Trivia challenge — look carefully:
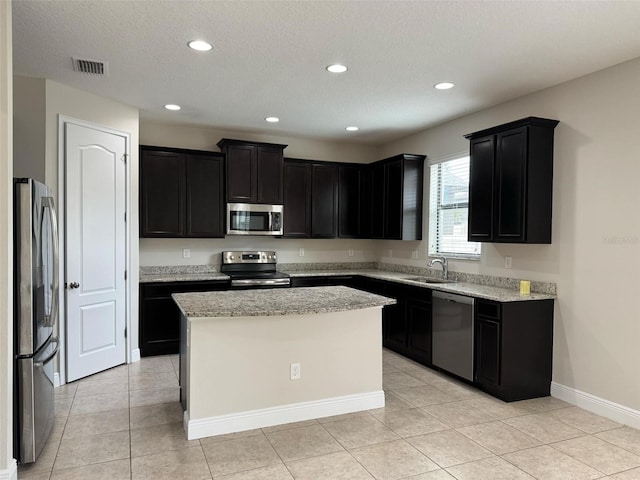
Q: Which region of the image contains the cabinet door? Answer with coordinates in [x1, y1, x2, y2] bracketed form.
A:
[406, 298, 432, 365]
[257, 147, 284, 204]
[140, 149, 185, 237]
[370, 163, 385, 238]
[475, 317, 501, 386]
[383, 298, 406, 352]
[384, 160, 403, 239]
[226, 144, 256, 202]
[468, 136, 495, 241]
[338, 165, 362, 237]
[140, 295, 180, 356]
[283, 161, 311, 237]
[311, 163, 338, 238]
[359, 167, 373, 238]
[185, 154, 224, 237]
[495, 127, 527, 241]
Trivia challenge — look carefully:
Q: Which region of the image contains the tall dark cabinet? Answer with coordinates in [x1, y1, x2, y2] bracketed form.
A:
[217, 138, 287, 204]
[370, 154, 425, 240]
[311, 163, 338, 238]
[140, 146, 225, 238]
[338, 164, 371, 238]
[465, 117, 559, 243]
[283, 160, 311, 237]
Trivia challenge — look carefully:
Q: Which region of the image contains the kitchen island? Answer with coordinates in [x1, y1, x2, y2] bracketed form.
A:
[173, 286, 395, 440]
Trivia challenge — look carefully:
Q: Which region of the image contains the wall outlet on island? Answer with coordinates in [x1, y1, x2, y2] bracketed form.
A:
[298, 248, 305, 257]
[182, 248, 191, 259]
[290, 363, 301, 380]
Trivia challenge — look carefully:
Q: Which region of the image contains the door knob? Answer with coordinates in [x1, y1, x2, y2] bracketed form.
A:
[69, 282, 80, 289]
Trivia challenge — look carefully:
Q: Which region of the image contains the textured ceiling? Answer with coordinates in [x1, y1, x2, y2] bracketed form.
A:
[11, 0, 640, 144]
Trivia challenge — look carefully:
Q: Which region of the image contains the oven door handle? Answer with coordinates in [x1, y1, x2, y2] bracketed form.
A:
[231, 278, 291, 286]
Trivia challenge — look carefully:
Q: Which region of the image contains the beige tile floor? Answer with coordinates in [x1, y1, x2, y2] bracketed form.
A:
[17, 349, 640, 480]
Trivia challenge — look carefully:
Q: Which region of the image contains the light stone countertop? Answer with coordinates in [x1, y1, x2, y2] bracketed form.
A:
[285, 269, 556, 302]
[139, 272, 229, 283]
[173, 286, 397, 318]
[142, 267, 555, 303]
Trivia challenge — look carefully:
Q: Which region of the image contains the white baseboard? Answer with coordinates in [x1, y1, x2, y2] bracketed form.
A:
[185, 390, 385, 440]
[130, 348, 140, 363]
[551, 382, 640, 429]
[53, 372, 60, 388]
[0, 459, 17, 480]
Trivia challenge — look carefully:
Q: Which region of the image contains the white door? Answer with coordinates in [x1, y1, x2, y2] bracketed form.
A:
[65, 122, 127, 382]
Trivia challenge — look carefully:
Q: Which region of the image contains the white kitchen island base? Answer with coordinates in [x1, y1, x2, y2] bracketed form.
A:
[175, 287, 392, 441]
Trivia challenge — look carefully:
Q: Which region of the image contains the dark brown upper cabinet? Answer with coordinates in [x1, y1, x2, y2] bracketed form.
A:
[217, 139, 287, 204]
[465, 117, 559, 243]
[370, 154, 425, 240]
[283, 160, 312, 237]
[338, 164, 371, 238]
[140, 145, 225, 238]
[283, 159, 338, 238]
[311, 163, 338, 238]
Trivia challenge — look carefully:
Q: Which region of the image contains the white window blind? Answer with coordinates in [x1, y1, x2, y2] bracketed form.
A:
[429, 156, 481, 258]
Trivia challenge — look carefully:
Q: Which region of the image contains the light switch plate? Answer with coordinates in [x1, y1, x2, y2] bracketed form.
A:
[504, 256, 512, 269]
[182, 248, 191, 259]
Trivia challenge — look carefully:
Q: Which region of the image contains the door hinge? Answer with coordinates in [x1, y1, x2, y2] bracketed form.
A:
[124, 326, 127, 339]
[124, 270, 127, 280]
[122, 153, 128, 164]
[124, 212, 126, 222]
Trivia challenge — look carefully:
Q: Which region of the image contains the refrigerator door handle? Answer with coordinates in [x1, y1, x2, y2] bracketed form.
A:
[33, 339, 59, 368]
[42, 197, 59, 328]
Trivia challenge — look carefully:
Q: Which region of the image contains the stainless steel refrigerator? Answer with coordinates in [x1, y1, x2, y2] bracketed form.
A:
[13, 178, 59, 464]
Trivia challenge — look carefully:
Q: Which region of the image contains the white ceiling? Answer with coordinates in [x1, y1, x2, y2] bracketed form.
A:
[12, 0, 640, 145]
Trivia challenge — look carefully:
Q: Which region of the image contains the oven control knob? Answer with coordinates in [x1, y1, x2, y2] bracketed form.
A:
[230, 255, 235, 260]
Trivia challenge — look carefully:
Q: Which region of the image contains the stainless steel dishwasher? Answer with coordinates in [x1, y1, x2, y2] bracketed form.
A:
[432, 291, 475, 381]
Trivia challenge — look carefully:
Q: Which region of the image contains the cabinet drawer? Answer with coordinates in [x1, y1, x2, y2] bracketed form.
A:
[476, 299, 501, 319]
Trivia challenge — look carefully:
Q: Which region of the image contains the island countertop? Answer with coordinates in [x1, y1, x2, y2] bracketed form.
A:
[173, 285, 396, 318]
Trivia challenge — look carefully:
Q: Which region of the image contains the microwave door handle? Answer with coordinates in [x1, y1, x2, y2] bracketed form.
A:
[268, 212, 273, 232]
[42, 197, 59, 328]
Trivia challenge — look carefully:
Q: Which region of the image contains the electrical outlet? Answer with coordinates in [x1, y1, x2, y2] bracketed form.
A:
[348, 248, 354, 257]
[388, 249, 393, 257]
[411, 250, 419, 259]
[290, 363, 301, 380]
[298, 248, 304, 257]
[182, 248, 191, 259]
[504, 256, 512, 269]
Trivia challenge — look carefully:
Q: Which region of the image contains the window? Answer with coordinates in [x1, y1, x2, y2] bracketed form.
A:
[429, 155, 481, 258]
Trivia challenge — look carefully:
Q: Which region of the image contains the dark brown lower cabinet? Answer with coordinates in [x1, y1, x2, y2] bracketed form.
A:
[139, 280, 230, 356]
[474, 298, 554, 401]
[289, 275, 554, 401]
[406, 298, 432, 365]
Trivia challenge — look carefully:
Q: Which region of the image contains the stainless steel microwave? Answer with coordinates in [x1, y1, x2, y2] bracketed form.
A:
[227, 203, 284, 236]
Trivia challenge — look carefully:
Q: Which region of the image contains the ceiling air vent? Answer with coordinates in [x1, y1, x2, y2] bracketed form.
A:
[71, 57, 109, 75]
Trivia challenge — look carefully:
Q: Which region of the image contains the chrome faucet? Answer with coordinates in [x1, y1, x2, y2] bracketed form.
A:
[427, 256, 448, 280]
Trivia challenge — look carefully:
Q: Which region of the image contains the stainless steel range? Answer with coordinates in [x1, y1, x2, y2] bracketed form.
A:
[220, 251, 290, 288]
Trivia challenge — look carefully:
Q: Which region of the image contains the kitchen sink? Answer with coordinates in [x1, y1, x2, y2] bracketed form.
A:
[402, 276, 451, 284]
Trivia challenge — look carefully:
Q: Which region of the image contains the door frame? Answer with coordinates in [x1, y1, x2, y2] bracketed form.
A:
[57, 115, 132, 386]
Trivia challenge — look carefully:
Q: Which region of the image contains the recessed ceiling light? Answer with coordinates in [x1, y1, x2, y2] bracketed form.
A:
[265, 117, 280, 123]
[434, 82, 455, 90]
[345, 126, 359, 132]
[164, 104, 181, 111]
[327, 64, 348, 73]
[188, 40, 212, 52]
